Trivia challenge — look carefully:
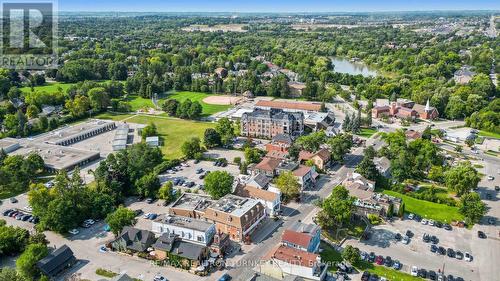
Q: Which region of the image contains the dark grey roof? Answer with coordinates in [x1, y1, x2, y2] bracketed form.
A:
[170, 240, 206, 260]
[287, 221, 320, 236]
[118, 226, 156, 252]
[109, 273, 135, 281]
[36, 245, 75, 276]
[153, 233, 177, 252]
[251, 173, 271, 188]
[272, 133, 293, 145]
[243, 108, 303, 122]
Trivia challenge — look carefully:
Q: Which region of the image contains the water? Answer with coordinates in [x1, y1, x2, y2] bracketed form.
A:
[330, 56, 378, 77]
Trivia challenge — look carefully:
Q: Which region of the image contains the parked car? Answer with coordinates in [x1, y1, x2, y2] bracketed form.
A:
[411, 266, 418, 277]
[218, 274, 232, 281]
[435, 221, 443, 228]
[487, 175, 494, 181]
[10, 197, 18, 203]
[375, 255, 384, 265]
[402, 236, 410, 244]
[443, 224, 452, 231]
[455, 251, 463, 260]
[405, 230, 414, 238]
[464, 252, 472, 262]
[488, 218, 496, 225]
[428, 219, 435, 226]
[414, 215, 422, 222]
[428, 270, 437, 280]
[417, 269, 427, 278]
[384, 256, 393, 267]
[447, 248, 455, 258]
[145, 198, 154, 204]
[408, 213, 414, 220]
[68, 229, 79, 235]
[199, 174, 205, 179]
[447, 275, 455, 281]
[196, 168, 204, 174]
[422, 233, 430, 243]
[187, 181, 195, 188]
[99, 246, 108, 253]
[421, 219, 428, 225]
[495, 186, 500, 191]
[154, 275, 168, 281]
[392, 260, 401, 270]
[2, 209, 12, 216]
[361, 271, 370, 281]
[193, 159, 200, 164]
[394, 233, 402, 241]
[430, 244, 438, 253]
[368, 252, 376, 262]
[438, 246, 446, 255]
[478, 231, 487, 239]
[430, 235, 438, 244]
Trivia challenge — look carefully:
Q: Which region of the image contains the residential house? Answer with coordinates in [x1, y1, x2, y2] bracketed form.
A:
[36, 245, 76, 278]
[241, 108, 304, 139]
[111, 227, 156, 252]
[152, 215, 216, 246]
[298, 148, 331, 170]
[292, 165, 316, 190]
[342, 172, 375, 193]
[254, 157, 281, 177]
[288, 82, 306, 97]
[266, 134, 293, 154]
[454, 66, 475, 84]
[215, 67, 228, 78]
[260, 245, 328, 281]
[235, 184, 281, 217]
[152, 234, 209, 268]
[281, 222, 321, 253]
[374, 157, 391, 178]
[354, 193, 402, 218]
[405, 129, 422, 140]
[203, 195, 266, 242]
[168, 193, 215, 220]
[247, 173, 272, 190]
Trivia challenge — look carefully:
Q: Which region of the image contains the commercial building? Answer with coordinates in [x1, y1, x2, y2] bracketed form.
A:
[36, 120, 116, 146]
[168, 193, 215, 220]
[255, 100, 323, 112]
[112, 124, 129, 151]
[281, 222, 321, 253]
[371, 99, 438, 120]
[152, 234, 209, 268]
[152, 215, 216, 246]
[111, 227, 156, 252]
[241, 108, 304, 139]
[235, 184, 281, 217]
[0, 138, 20, 153]
[204, 195, 266, 242]
[260, 245, 328, 281]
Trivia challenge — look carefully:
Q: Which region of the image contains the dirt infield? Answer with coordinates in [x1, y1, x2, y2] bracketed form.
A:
[203, 96, 242, 105]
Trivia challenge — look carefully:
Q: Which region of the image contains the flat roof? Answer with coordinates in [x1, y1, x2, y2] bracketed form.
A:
[256, 100, 322, 112]
[210, 195, 260, 218]
[34, 120, 115, 144]
[146, 136, 159, 142]
[153, 215, 214, 232]
[170, 193, 215, 212]
[11, 140, 99, 170]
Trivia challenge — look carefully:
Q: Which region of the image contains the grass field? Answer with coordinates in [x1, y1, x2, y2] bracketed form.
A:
[384, 190, 463, 223]
[93, 112, 134, 121]
[20, 81, 77, 94]
[320, 241, 343, 272]
[125, 115, 214, 159]
[125, 95, 163, 111]
[478, 130, 500, 139]
[356, 261, 424, 281]
[165, 91, 231, 116]
[357, 127, 378, 138]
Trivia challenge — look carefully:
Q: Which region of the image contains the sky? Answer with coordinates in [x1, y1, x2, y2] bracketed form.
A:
[59, 0, 500, 13]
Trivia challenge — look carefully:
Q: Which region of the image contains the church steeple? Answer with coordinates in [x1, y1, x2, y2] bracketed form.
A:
[425, 99, 430, 111]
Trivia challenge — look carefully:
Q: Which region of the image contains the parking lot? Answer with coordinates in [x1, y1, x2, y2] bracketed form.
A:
[345, 217, 479, 280]
[158, 159, 240, 193]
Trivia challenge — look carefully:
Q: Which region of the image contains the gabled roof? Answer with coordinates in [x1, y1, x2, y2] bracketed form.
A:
[117, 227, 156, 252]
[272, 133, 293, 145]
[248, 173, 271, 189]
[235, 184, 280, 202]
[170, 239, 206, 260]
[293, 165, 312, 177]
[313, 148, 330, 162]
[36, 245, 75, 276]
[282, 222, 320, 249]
[298, 150, 315, 161]
[255, 157, 281, 172]
[266, 245, 320, 268]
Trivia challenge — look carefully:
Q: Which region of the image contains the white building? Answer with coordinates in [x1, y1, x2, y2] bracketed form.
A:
[146, 136, 160, 147]
[151, 215, 216, 246]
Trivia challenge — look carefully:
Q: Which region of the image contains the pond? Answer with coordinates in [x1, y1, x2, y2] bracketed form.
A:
[330, 56, 378, 77]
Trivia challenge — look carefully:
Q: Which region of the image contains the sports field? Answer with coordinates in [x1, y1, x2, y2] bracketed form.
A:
[165, 91, 232, 116]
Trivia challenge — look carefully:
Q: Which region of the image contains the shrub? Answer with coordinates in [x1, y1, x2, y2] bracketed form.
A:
[367, 214, 381, 225]
[96, 268, 118, 278]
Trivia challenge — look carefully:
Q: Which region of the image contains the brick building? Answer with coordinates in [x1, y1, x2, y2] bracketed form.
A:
[240, 108, 304, 139]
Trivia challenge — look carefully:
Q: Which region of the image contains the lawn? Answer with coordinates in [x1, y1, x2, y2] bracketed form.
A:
[165, 91, 231, 116]
[320, 241, 343, 271]
[384, 190, 463, 223]
[478, 130, 500, 139]
[93, 112, 134, 121]
[125, 115, 214, 159]
[357, 127, 377, 138]
[20, 81, 77, 94]
[356, 261, 424, 281]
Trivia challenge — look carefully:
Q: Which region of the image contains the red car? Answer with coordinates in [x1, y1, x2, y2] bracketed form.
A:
[375, 255, 384, 265]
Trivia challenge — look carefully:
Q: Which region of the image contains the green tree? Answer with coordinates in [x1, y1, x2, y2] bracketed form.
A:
[327, 133, 353, 163]
[135, 172, 161, 198]
[204, 171, 234, 199]
[88, 87, 110, 111]
[203, 128, 221, 148]
[275, 171, 301, 201]
[296, 131, 327, 152]
[355, 146, 379, 181]
[158, 181, 175, 204]
[342, 245, 361, 264]
[16, 243, 48, 279]
[141, 122, 158, 140]
[162, 99, 180, 116]
[26, 105, 39, 119]
[0, 268, 27, 281]
[65, 95, 90, 118]
[320, 185, 354, 229]
[244, 147, 264, 164]
[428, 165, 444, 183]
[215, 117, 235, 146]
[459, 192, 486, 225]
[444, 162, 480, 196]
[105, 206, 137, 236]
[181, 137, 203, 159]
